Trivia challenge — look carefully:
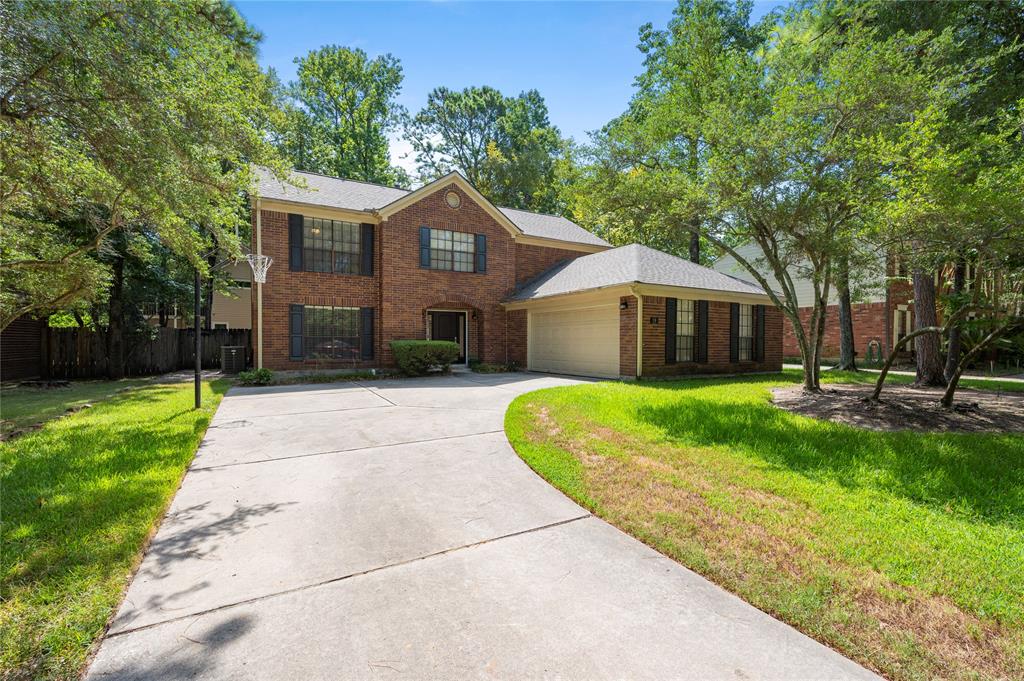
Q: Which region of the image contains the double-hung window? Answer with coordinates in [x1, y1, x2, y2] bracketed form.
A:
[303, 217, 362, 274]
[738, 303, 754, 361]
[429, 228, 475, 272]
[421, 227, 486, 273]
[303, 306, 361, 360]
[675, 299, 696, 362]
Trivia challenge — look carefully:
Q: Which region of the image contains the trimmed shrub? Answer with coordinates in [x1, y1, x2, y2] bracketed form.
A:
[390, 340, 460, 376]
[237, 368, 274, 385]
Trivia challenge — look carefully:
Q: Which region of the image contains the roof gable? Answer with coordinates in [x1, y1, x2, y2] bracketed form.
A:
[375, 172, 522, 238]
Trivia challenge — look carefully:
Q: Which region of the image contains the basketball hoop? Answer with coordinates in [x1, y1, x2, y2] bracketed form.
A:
[246, 253, 272, 284]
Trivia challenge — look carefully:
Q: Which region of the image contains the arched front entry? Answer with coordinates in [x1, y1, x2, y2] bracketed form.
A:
[424, 301, 482, 365]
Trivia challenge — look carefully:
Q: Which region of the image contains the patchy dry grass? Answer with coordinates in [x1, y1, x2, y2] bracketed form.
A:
[505, 371, 1024, 681]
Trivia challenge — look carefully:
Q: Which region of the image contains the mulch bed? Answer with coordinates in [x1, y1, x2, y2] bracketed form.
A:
[771, 383, 1024, 433]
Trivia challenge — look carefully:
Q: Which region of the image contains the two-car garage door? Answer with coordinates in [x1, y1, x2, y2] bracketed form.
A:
[528, 303, 620, 378]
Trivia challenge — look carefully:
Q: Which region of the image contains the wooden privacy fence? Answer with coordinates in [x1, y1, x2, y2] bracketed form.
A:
[43, 327, 251, 379]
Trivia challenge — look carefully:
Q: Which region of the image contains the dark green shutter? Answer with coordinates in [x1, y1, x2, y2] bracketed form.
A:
[729, 303, 739, 362]
[474, 234, 487, 273]
[664, 298, 677, 364]
[288, 214, 303, 271]
[419, 226, 431, 267]
[289, 304, 304, 360]
[696, 300, 709, 363]
[754, 304, 766, 361]
[360, 223, 374, 276]
[360, 307, 374, 360]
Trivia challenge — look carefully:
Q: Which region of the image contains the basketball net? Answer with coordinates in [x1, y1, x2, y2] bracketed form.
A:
[246, 253, 272, 284]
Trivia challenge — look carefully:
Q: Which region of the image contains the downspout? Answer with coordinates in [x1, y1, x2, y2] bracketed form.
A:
[631, 285, 643, 379]
[255, 198, 264, 370]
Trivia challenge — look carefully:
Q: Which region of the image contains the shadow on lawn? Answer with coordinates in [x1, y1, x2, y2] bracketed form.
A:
[1, 381, 231, 590]
[634, 382, 1024, 524]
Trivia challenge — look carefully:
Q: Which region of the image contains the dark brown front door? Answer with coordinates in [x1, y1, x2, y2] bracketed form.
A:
[430, 311, 466, 362]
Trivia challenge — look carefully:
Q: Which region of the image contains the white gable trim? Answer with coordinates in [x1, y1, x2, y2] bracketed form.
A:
[373, 172, 523, 237]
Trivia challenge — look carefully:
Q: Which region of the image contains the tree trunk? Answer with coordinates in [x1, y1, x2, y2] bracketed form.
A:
[835, 255, 857, 371]
[688, 230, 700, 264]
[912, 268, 946, 386]
[107, 254, 126, 380]
[943, 260, 966, 382]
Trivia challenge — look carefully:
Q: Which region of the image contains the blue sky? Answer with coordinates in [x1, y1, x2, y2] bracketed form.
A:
[236, 1, 777, 173]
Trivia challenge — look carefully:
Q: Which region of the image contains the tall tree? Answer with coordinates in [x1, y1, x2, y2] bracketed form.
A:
[571, 1, 944, 390]
[404, 86, 564, 212]
[559, 0, 762, 264]
[0, 0, 283, 330]
[284, 46, 407, 186]
[869, 0, 1024, 386]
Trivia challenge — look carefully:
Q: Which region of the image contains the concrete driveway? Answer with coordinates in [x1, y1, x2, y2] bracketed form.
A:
[87, 372, 877, 680]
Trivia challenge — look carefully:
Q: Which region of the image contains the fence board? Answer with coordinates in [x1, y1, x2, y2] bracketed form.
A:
[43, 327, 251, 379]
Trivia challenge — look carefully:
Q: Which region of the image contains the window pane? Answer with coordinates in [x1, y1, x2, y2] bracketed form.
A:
[301, 218, 363, 274]
[428, 228, 475, 271]
[675, 299, 695, 362]
[303, 305, 361, 360]
[738, 304, 753, 360]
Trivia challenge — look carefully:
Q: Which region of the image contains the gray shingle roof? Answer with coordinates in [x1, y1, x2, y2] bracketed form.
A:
[254, 166, 409, 212]
[498, 207, 610, 247]
[510, 244, 767, 301]
[253, 167, 609, 248]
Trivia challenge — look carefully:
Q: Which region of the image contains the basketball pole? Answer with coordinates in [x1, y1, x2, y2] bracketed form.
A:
[194, 265, 202, 409]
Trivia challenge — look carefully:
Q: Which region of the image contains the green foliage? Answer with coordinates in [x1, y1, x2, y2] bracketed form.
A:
[0, 0, 284, 330]
[404, 86, 565, 212]
[0, 380, 228, 679]
[469, 359, 519, 374]
[389, 340, 460, 376]
[276, 46, 408, 186]
[506, 372, 1024, 679]
[237, 368, 274, 385]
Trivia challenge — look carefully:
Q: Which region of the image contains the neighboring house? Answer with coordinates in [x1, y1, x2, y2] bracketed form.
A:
[714, 243, 910, 360]
[250, 167, 782, 379]
[142, 262, 253, 330]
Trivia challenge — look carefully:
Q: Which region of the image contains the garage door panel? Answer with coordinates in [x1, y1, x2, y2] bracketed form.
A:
[529, 304, 619, 378]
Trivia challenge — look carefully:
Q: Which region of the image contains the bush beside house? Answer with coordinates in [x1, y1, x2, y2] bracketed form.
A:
[390, 340, 460, 376]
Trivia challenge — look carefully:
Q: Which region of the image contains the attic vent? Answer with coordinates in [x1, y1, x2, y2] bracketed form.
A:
[445, 191, 461, 209]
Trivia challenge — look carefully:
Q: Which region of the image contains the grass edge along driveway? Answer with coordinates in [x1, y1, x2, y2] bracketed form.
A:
[505, 371, 1024, 681]
[1, 380, 228, 681]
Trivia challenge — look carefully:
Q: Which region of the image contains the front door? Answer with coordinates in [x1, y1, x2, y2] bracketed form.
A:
[429, 311, 466, 363]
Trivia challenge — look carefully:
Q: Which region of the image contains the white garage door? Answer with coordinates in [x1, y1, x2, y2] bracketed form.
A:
[528, 304, 620, 378]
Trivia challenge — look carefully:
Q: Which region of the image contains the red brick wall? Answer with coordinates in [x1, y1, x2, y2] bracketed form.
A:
[639, 296, 783, 377]
[619, 295, 637, 377]
[780, 278, 914, 359]
[256, 209, 380, 370]
[378, 183, 517, 365]
[514, 243, 584, 286]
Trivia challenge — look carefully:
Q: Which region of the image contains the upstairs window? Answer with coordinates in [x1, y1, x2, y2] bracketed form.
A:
[675, 299, 695, 362]
[303, 217, 362, 274]
[738, 303, 754, 361]
[420, 227, 486, 273]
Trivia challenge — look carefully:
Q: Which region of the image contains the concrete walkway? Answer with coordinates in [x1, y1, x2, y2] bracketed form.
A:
[87, 373, 877, 680]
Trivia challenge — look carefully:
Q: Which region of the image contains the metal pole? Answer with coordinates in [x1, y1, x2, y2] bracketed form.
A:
[194, 266, 202, 409]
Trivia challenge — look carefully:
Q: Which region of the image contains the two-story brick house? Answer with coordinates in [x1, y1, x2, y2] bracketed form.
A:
[251, 167, 782, 379]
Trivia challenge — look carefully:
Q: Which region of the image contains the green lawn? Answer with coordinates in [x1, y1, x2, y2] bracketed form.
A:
[506, 370, 1024, 681]
[0, 380, 228, 681]
[1, 379, 147, 438]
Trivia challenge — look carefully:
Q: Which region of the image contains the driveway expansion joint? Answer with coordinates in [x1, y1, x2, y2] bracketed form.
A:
[190, 429, 506, 472]
[105, 513, 593, 639]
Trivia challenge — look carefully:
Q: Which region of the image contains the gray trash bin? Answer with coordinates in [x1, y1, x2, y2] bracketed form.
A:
[220, 345, 246, 374]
